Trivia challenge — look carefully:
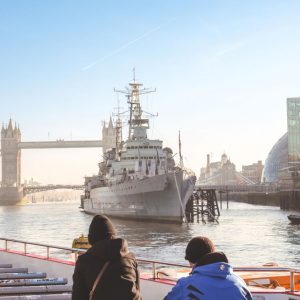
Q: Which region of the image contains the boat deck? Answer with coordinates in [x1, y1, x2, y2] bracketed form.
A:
[1, 238, 300, 300]
[0, 262, 71, 299]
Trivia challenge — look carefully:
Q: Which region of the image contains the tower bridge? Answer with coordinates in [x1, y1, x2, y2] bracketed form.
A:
[0, 119, 104, 205]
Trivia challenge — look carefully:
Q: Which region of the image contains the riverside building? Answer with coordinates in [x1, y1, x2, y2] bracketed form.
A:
[262, 97, 300, 187]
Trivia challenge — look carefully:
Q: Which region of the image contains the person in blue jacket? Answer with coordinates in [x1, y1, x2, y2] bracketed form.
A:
[164, 236, 253, 300]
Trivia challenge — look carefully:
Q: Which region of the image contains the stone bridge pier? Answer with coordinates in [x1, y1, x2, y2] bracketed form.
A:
[0, 119, 23, 205]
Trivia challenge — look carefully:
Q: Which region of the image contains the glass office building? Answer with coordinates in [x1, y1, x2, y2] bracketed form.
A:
[262, 98, 300, 183]
[262, 133, 288, 182]
[287, 97, 300, 163]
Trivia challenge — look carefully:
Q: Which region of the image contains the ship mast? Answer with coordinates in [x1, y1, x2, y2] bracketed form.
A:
[115, 100, 122, 160]
[179, 130, 183, 168]
[114, 69, 156, 140]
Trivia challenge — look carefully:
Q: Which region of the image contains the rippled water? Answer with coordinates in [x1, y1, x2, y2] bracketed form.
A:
[0, 201, 299, 268]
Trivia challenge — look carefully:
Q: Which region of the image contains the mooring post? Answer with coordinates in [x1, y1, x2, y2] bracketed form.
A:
[197, 196, 200, 223]
[226, 188, 229, 209]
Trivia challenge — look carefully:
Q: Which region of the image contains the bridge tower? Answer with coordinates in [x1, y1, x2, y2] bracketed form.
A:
[102, 117, 116, 154]
[0, 119, 23, 204]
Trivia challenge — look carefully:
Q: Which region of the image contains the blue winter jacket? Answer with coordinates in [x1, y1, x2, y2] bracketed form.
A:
[165, 262, 253, 300]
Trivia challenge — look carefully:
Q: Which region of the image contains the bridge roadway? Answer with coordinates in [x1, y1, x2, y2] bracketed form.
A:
[18, 140, 102, 149]
[24, 184, 84, 195]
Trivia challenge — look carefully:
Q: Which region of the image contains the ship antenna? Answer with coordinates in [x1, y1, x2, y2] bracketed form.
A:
[113, 98, 123, 161]
[133, 67, 136, 82]
[128, 93, 133, 139]
[179, 130, 183, 168]
[116, 99, 122, 159]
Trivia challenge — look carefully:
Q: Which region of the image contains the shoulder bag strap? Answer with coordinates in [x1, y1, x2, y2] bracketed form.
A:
[89, 261, 110, 300]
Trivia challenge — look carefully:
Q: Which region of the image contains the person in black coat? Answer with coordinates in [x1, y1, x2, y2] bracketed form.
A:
[72, 215, 142, 300]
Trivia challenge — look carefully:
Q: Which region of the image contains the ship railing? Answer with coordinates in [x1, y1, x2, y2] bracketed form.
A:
[134, 259, 300, 292]
[1, 238, 300, 292]
[137, 258, 189, 280]
[0, 237, 85, 262]
[233, 266, 300, 292]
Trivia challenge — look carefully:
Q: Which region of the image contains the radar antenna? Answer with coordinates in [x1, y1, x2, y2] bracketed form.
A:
[114, 71, 156, 139]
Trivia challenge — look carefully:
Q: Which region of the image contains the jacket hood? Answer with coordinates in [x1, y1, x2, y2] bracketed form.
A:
[85, 238, 130, 261]
[193, 262, 233, 279]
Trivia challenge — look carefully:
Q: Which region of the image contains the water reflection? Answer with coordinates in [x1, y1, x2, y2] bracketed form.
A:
[111, 218, 193, 245]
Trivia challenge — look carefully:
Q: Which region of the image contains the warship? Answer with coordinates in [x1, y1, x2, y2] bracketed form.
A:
[81, 76, 196, 223]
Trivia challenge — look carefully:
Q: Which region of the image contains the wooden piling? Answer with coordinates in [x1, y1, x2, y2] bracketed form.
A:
[185, 188, 221, 223]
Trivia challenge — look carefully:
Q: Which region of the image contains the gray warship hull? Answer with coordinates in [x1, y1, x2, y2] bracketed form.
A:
[83, 171, 196, 223]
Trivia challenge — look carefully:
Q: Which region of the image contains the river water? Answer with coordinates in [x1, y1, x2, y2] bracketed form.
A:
[0, 200, 299, 268]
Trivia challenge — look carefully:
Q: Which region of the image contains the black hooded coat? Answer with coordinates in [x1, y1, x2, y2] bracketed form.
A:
[72, 238, 141, 300]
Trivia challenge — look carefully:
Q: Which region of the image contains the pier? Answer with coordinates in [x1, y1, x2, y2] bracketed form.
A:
[185, 188, 220, 223]
[197, 184, 281, 207]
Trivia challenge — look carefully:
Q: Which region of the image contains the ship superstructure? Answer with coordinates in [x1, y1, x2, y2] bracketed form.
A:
[82, 76, 196, 223]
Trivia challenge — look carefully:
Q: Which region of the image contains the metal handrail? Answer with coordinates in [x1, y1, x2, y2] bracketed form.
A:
[233, 266, 300, 292]
[137, 258, 188, 268]
[0, 237, 85, 259]
[234, 267, 300, 272]
[138, 262, 300, 293]
[0, 237, 299, 291]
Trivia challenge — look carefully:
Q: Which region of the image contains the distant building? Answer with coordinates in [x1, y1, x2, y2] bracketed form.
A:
[261, 133, 287, 183]
[242, 161, 264, 184]
[23, 178, 40, 187]
[199, 154, 265, 185]
[262, 97, 300, 185]
[199, 153, 238, 185]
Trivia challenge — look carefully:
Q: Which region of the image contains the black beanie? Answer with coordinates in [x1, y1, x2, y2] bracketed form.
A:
[88, 215, 117, 245]
[196, 251, 228, 266]
[185, 236, 215, 264]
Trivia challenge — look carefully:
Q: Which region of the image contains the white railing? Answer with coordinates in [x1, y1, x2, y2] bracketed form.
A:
[234, 267, 300, 292]
[0, 237, 85, 262]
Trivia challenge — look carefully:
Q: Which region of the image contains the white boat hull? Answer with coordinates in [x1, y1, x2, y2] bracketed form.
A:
[1, 242, 300, 300]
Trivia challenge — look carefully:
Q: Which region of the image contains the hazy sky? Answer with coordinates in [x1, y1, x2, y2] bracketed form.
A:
[1, 0, 299, 184]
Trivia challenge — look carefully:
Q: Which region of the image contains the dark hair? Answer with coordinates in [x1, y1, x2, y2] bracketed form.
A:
[185, 236, 215, 264]
[88, 215, 117, 245]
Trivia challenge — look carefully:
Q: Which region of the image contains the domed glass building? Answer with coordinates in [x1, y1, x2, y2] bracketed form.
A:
[262, 133, 288, 182]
